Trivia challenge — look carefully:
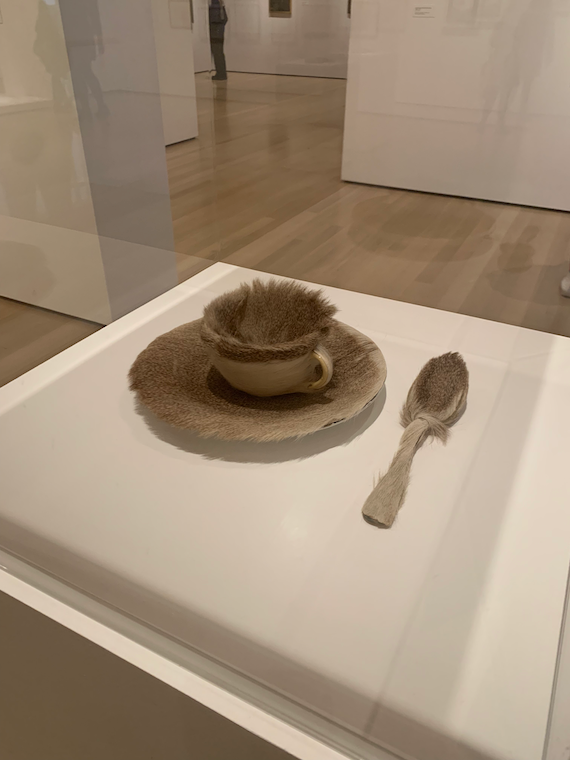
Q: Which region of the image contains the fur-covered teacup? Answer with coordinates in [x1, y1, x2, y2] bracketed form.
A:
[200, 279, 335, 397]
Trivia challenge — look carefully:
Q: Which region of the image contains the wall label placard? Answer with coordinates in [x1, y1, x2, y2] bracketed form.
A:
[413, 4, 436, 17]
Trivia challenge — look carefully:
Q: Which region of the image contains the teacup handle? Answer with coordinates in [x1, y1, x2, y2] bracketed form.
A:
[308, 345, 334, 390]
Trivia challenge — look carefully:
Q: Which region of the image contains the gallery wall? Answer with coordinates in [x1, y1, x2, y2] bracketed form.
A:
[342, 0, 570, 211]
[193, 0, 351, 79]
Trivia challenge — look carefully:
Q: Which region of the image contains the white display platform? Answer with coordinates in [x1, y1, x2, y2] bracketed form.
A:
[1, 263, 570, 760]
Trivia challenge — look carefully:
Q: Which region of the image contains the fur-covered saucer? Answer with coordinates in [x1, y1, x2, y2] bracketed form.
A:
[129, 281, 387, 443]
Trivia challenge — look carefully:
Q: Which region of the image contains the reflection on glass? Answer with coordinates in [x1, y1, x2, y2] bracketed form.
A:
[64, 1, 109, 120]
[34, 0, 71, 110]
[481, 0, 554, 126]
[0, 0, 108, 323]
[209, 0, 228, 80]
[0, 0, 91, 229]
[447, 0, 479, 25]
[478, 0, 503, 20]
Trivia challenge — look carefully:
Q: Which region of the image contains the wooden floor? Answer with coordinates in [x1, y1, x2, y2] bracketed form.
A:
[0, 296, 100, 387]
[2, 72, 570, 386]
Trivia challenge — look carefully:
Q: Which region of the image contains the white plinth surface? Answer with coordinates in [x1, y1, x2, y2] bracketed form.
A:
[1, 263, 570, 760]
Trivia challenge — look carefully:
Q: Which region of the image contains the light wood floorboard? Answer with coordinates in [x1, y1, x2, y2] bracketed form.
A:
[0, 297, 100, 388]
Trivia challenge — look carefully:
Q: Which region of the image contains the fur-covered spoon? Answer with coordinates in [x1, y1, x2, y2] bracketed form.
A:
[362, 352, 469, 529]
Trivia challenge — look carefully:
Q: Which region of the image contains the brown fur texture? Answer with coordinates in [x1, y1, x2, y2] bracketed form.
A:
[201, 279, 337, 363]
[363, 352, 469, 529]
[129, 319, 386, 442]
[404, 351, 469, 425]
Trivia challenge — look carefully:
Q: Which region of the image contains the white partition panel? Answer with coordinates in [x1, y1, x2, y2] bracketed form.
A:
[342, 0, 570, 211]
[192, 0, 213, 72]
[152, 0, 199, 145]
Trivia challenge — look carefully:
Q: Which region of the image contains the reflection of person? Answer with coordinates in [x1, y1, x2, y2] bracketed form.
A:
[34, 0, 70, 108]
[481, 0, 554, 126]
[62, 0, 109, 118]
[209, 0, 228, 81]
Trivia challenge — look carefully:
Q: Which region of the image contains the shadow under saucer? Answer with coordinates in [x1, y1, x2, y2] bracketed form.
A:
[135, 386, 386, 465]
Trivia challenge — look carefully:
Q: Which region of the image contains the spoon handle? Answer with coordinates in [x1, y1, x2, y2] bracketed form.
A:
[362, 419, 429, 529]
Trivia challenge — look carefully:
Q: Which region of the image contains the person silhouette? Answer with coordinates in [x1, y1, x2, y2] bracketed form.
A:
[34, 0, 70, 109]
[58, 0, 109, 119]
[209, 0, 228, 81]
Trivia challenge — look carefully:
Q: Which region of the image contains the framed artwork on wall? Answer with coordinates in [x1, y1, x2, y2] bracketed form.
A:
[269, 0, 292, 17]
